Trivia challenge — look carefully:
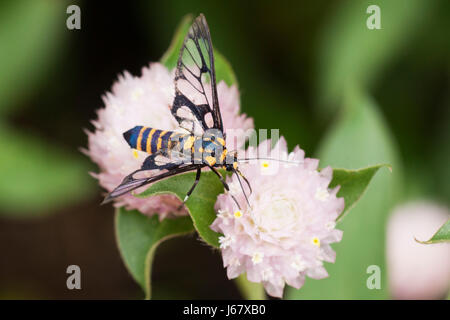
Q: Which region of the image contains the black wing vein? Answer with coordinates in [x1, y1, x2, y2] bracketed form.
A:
[171, 14, 223, 135]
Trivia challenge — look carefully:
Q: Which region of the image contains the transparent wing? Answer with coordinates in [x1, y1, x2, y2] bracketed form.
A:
[141, 152, 186, 171]
[102, 163, 201, 203]
[171, 14, 223, 135]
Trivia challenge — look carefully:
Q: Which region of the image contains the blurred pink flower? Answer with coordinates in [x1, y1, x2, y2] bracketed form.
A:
[387, 202, 450, 299]
[85, 62, 253, 219]
[211, 138, 344, 297]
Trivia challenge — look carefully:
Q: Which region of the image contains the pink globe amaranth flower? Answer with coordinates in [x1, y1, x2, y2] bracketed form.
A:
[387, 202, 450, 300]
[211, 137, 344, 298]
[85, 62, 253, 219]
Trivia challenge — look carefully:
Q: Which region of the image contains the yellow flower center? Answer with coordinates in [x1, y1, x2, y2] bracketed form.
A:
[234, 210, 242, 218]
[312, 237, 321, 247]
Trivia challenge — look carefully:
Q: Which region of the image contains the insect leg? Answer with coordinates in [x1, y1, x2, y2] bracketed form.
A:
[177, 167, 202, 210]
[208, 166, 242, 210]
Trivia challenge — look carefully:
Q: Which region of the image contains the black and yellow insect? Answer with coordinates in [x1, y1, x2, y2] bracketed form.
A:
[103, 14, 250, 208]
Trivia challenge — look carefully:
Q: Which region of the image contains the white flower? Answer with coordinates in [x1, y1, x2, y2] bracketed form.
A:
[211, 137, 344, 298]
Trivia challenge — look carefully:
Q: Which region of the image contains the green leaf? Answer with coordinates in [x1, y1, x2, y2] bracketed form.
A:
[115, 207, 194, 299]
[416, 219, 450, 244]
[160, 14, 238, 86]
[0, 123, 94, 217]
[0, 0, 65, 114]
[331, 164, 391, 223]
[137, 170, 228, 248]
[286, 87, 402, 299]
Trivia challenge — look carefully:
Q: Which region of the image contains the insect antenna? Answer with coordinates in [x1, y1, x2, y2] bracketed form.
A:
[230, 193, 242, 211]
[234, 169, 251, 207]
[235, 168, 252, 195]
[237, 157, 302, 165]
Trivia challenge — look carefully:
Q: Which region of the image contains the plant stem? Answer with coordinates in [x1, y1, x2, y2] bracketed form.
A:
[234, 274, 266, 300]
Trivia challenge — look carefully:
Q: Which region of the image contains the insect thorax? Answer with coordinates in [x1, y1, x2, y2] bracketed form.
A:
[170, 131, 227, 167]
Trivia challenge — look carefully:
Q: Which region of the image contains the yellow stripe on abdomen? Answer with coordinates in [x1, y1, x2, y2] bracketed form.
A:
[146, 128, 157, 154]
[136, 126, 147, 151]
[157, 130, 167, 151]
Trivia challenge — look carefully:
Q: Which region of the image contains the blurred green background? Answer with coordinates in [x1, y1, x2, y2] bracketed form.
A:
[0, 0, 448, 299]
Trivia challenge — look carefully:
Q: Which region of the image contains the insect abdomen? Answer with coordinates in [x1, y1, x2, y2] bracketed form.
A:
[123, 126, 173, 154]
